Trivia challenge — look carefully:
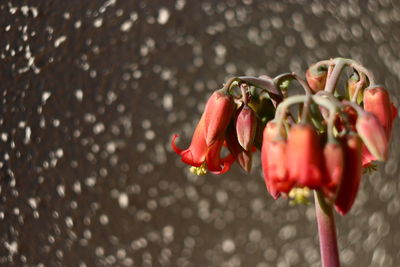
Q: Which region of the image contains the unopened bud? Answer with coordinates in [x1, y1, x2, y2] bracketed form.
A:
[236, 105, 257, 151]
[346, 72, 364, 103]
[306, 64, 328, 93]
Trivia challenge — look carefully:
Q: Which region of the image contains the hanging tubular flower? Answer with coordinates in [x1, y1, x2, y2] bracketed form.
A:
[356, 112, 388, 161]
[204, 89, 236, 146]
[306, 64, 328, 93]
[363, 86, 397, 140]
[286, 124, 324, 189]
[322, 142, 344, 201]
[334, 133, 362, 216]
[171, 115, 234, 175]
[261, 121, 291, 198]
[236, 104, 257, 151]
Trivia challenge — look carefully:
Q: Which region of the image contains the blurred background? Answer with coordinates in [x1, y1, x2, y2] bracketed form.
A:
[0, 0, 399, 266]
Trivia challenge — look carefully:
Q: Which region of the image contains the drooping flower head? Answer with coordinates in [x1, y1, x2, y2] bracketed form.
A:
[171, 89, 237, 174]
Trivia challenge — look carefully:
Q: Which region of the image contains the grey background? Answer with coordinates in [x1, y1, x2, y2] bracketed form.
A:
[1, 0, 399, 266]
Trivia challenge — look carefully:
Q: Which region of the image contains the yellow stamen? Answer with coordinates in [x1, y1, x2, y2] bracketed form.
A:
[190, 164, 207, 175]
[288, 187, 311, 206]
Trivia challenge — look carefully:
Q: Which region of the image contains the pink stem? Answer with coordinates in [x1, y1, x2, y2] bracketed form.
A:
[314, 191, 340, 267]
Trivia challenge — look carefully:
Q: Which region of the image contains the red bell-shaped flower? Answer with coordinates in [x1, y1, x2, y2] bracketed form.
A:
[363, 86, 397, 140]
[261, 121, 290, 198]
[334, 133, 362, 215]
[204, 89, 236, 146]
[171, 114, 234, 174]
[356, 112, 388, 161]
[286, 124, 324, 189]
[322, 142, 344, 201]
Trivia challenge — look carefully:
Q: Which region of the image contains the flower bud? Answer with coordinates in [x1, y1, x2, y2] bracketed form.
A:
[204, 90, 236, 146]
[356, 112, 388, 161]
[322, 142, 344, 201]
[334, 134, 362, 215]
[286, 124, 324, 189]
[346, 72, 364, 103]
[236, 105, 257, 151]
[363, 86, 397, 140]
[306, 64, 328, 93]
[226, 124, 252, 172]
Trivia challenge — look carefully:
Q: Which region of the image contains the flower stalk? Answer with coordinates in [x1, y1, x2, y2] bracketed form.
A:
[315, 191, 340, 267]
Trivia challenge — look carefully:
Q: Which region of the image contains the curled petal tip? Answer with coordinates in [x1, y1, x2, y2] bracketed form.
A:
[171, 134, 183, 154]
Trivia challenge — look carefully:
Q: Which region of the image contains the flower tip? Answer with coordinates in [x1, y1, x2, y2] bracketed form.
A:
[171, 134, 183, 154]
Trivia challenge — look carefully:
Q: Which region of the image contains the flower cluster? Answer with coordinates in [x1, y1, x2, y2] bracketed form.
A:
[172, 58, 396, 215]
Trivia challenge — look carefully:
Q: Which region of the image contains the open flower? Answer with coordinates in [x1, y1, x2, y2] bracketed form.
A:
[171, 114, 234, 174]
[171, 89, 236, 174]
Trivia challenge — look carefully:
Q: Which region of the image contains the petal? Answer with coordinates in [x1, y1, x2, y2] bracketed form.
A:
[172, 116, 208, 167]
[171, 134, 184, 154]
[205, 139, 226, 173]
[356, 113, 388, 161]
[204, 90, 235, 146]
[286, 124, 323, 189]
[209, 155, 235, 175]
[334, 134, 362, 216]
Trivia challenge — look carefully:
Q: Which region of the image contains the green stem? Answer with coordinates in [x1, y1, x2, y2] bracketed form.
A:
[274, 95, 307, 139]
[312, 95, 338, 143]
